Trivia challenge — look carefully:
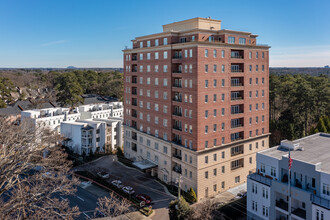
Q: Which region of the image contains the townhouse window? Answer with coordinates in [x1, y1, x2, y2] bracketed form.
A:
[205, 95, 208, 103]
[163, 51, 168, 59]
[205, 80, 208, 88]
[205, 110, 208, 118]
[147, 40, 151, 47]
[140, 41, 143, 48]
[249, 52, 252, 59]
[221, 64, 225, 72]
[140, 53, 143, 60]
[213, 109, 217, 116]
[213, 94, 217, 102]
[189, 49, 192, 57]
[163, 38, 168, 45]
[155, 39, 159, 46]
[213, 49, 217, 58]
[221, 50, 225, 58]
[213, 124, 217, 132]
[205, 49, 208, 57]
[213, 79, 217, 87]
[213, 64, 217, 72]
[205, 125, 208, 134]
[205, 171, 208, 179]
[205, 156, 208, 163]
[205, 141, 208, 148]
[205, 64, 208, 73]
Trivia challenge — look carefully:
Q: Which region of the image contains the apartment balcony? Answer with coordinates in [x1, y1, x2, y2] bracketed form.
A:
[231, 91, 244, 101]
[276, 200, 288, 212]
[132, 133, 137, 141]
[173, 166, 182, 174]
[231, 64, 244, 73]
[172, 97, 182, 103]
[231, 50, 244, 59]
[132, 99, 137, 106]
[231, 164, 244, 170]
[132, 65, 137, 72]
[173, 125, 182, 131]
[173, 83, 182, 88]
[173, 153, 182, 160]
[292, 208, 306, 219]
[173, 70, 182, 74]
[173, 55, 182, 59]
[248, 173, 272, 186]
[173, 111, 182, 117]
[231, 131, 244, 142]
[172, 138, 182, 146]
[132, 54, 137, 61]
[132, 77, 137, 84]
[311, 194, 330, 210]
[231, 150, 244, 157]
[231, 77, 244, 87]
[132, 88, 137, 95]
[132, 113, 137, 118]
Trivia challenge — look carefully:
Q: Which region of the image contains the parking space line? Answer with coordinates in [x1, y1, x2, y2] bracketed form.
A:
[83, 212, 91, 219]
[76, 196, 85, 201]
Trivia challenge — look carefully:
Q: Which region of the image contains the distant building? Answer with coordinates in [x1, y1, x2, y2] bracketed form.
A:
[21, 107, 80, 132]
[247, 133, 330, 220]
[324, 65, 329, 68]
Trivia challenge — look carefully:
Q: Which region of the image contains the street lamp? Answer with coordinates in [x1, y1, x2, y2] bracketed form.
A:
[176, 174, 183, 199]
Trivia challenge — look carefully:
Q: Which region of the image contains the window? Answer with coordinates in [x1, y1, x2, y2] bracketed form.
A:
[214, 153, 217, 161]
[222, 166, 225, 173]
[213, 94, 217, 102]
[249, 157, 252, 164]
[256, 52, 259, 59]
[221, 181, 225, 188]
[205, 95, 208, 103]
[205, 110, 208, 118]
[147, 40, 151, 47]
[221, 108, 225, 116]
[260, 163, 265, 172]
[163, 51, 168, 59]
[262, 52, 265, 59]
[222, 137, 225, 144]
[221, 79, 225, 87]
[155, 52, 159, 59]
[271, 167, 276, 177]
[189, 49, 193, 57]
[249, 65, 252, 72]
[228, 36, 235, 44]
[222, 151, 225, 158]
[155, 39, 159, 46]
[213, 64, 217, 72]
[249, 52, 252, 59]
[323, 183, 330, 195]
[235, 176, 240, 183]
[163, 78, 168, 86]
[239, 38, 246, 45]
[205, 80, 208, 88]
[205, 156, 208, 163]
[221, 94, 225, 101]
[205, 171, 208, 179]
[213, 184, 217, 192]
[256, 65, 259, 72]
[221, 122, 225, 131]
[139, 53, 143, 60]
[163, 65, 168, 72]
[205, 49, 208, 57]
[213, 49, 217, 58]
[205, 64, 208, 72]
[213, 109, 217, 117]
[163, 38, 168, 45]
[205, 141, 208, 148]
[221, 50, 225, 58]
[221, 64, 225, 72]
[262, 65, 265, 72]
[191, 36, 195, 41]
[213, 79, 217, 87]
[205, 126, 208, 134]
[140, 41, 143, 48]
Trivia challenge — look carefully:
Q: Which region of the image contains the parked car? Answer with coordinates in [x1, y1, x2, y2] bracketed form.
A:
[80, 181, 92, 189]
[136, 194, 152, 204]
[111, 180, 123, 189]
[122, 186, 135, 195]
[97, 172, 110, 179]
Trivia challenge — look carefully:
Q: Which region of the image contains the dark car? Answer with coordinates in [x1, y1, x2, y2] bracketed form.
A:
[136, 194, 152, 204]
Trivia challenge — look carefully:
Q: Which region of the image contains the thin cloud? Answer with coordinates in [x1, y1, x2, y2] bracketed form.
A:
[40, 40, 68, 46]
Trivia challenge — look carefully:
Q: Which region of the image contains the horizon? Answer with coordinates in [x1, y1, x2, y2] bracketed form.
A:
[1, 0, 329, 68]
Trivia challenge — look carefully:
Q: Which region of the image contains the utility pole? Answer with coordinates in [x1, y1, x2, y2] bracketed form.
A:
[177, 174, 182, 199]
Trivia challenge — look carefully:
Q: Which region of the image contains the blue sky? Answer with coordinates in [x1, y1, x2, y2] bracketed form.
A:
[0, 0, 329, 68]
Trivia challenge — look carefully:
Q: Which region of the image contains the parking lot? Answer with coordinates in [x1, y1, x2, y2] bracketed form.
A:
[75, 155, 175, 211]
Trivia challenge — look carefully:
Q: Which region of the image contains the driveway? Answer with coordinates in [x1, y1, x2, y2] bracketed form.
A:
[75, 155, 174, 219]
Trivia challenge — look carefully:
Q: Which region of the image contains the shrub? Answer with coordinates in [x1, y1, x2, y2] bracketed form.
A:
[168, 197, 193, 220]
[186, 187, 197, 203]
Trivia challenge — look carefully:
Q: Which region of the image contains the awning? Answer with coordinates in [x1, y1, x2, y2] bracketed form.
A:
[132, 159, 158, 170]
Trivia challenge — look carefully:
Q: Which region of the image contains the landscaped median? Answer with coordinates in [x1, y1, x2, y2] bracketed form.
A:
[73, 170, 154, 217]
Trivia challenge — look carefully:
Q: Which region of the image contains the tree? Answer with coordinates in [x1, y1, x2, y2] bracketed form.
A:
[0, 118, 80, 219]
[192, 199, 219, 220]
[0, 77, 14, 108]
[94, 191, 130, 219]
[55, 72, 84, 107]
[169, 196, 193, 220]
[186, 187, 197, 203]
[316, 117, 328, 133]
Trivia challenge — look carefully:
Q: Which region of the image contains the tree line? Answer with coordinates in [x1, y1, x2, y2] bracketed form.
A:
[269, 74, 330, 146]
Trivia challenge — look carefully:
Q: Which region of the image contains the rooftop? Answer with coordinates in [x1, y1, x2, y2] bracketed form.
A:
[259, 133, 330, 173]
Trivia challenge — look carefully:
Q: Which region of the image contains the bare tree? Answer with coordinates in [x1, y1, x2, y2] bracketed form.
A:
[192, 199, 226, 220]
[0, 118, 80, 219]
[94, 191, 131, 219]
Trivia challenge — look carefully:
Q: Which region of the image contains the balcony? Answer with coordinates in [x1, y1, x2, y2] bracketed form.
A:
[173, 83, 182, 88]
[292, 208, 306, 219]
[132, 132, 137, 141]
[173, 97, 182, 103]
[231, 64, 244, 73]
[248, 173, 272, 186]
[311, 194, 330, 210]
[231, 132, 244, 142]
[132, 99, 137, 106]
[132, 65, 137, 72]
[231, 77, 244, 87]
[132, 88, 137, 95]
[231, 91, 244, 101]
[132, 77, 137, 84]
[173, 153, 182, 160]
[173, 125, 182, 131]
[173, 111, 182, 117]
[231, 118, 244, 129]
[173, 138, 182, 146]
[276, 199, 288, 212]
[132, 54, 137, 61]
[231, 50, 244, 59]
[173, 70, 182, 74]
[173, 166, 182, 174]
[132, 113, 137, 118]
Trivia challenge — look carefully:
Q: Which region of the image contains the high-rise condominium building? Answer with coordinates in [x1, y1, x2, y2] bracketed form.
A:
[123, 17, 270, 200]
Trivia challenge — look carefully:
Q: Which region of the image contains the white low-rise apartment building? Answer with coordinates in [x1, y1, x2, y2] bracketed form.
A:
[61, 120, 106, 155]
[79, 102, 123, 120]
[21, 107, 80, 132]
[247, 133, 330, 220]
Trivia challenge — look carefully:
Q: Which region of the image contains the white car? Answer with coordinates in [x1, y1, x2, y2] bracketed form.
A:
[122, 186, 135, 195]
[111, 180, 123, 189]
[80, 181, 92, 189]
[97, 172, 110, 179]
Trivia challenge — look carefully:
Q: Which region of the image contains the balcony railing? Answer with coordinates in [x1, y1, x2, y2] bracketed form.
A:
[132, 113, 137, 118]
[173, 111, 182, 117]
[231, 164, 244, 170]
[231, 69, 243, 73]
[248, 173, 272, 186]
[311, 194, 330, 210]
[173, 154, 182, 160]
[132, 56, 137, 61]
[231, 124, 243, 129]
[231, 83, 243, 87]
[276, 200, 288, 212]
[231, 96, 243, 101]
[173, 166, 182, 174]
[173, 98, 182, 102]
[173, 84, 182, 88]
[173, 125, 182, 131]
[173, 70, 182, 73]
[132, 90, 137, 95]
[231, 150, 244, 156]
[173, 55, 182, 59]
[231, 110, 244, 115]
[231, 55, 243, 59]
[173, 139, 182, 145]
[132, 101, 137, 106]
[132, 79, 137, 84]
[292, 208, 306, 219]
